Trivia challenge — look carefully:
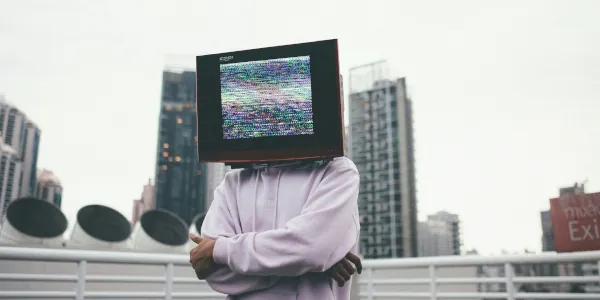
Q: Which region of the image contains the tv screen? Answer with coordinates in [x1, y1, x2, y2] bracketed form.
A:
[220, 55, 314, 140]
[196, 39, 343, 164]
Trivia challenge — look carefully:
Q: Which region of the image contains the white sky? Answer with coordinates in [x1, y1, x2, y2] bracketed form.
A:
[1, 0, 599, 255]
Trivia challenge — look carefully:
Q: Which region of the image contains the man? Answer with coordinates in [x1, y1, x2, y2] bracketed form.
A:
[189, 39, 361, 299]
[189, 159, 361, 299]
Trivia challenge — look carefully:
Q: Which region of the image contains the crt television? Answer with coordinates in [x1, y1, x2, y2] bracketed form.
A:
[195, 39, 344, 165]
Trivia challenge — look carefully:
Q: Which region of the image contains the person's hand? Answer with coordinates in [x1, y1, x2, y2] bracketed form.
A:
[325, 252, 363, 287]
[189, 234, 218, 279]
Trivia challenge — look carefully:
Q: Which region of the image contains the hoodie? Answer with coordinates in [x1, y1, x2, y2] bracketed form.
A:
[200, 157, 360, 300]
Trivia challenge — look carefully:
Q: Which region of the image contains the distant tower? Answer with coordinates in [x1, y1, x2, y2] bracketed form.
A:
[154, 70, 208, 225]
[131, 178, 155, 225]
[35, 169, 62, 208]
[0, 140, 23, 220]
[348, 61, 418, 258]
[418, 211, 462, 257]
[0, 96, 42, 211]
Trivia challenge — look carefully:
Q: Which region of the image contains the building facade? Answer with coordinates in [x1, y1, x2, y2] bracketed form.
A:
[418, 211, 462, 257]
[0, 141, 23, 220]
[131, 179, 155, 225]
[0, 97, 41, 219]
[349, 77, 418, 258]
[34, 169, 62, 208]
[154, 71, 208, 225]
[19, 122, 41, 197]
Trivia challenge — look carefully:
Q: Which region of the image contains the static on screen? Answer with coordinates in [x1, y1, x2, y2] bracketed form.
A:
[220, 55, 314, 140]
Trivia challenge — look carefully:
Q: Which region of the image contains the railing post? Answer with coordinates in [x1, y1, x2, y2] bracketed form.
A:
[596, 260, 600, 292]
[165, 263, 174, 300]
[429, 264, 437, 300]
[505, 263, 515, 300]
[366, 267, 374, 300]
[76, 260, 87, 300]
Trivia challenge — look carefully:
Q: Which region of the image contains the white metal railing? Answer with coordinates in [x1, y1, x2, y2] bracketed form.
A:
[0, 245, 222, 299]
[1, 245, 600, 299]
[358, 251, 600, 300]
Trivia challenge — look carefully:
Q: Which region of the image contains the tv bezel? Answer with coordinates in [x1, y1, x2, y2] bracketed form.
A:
[195, 39, 344, 164]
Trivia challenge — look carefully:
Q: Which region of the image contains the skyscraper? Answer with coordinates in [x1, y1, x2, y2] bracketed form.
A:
[34, 169, 62, 208]
[0, 96, 41, 219]
[0, 140, 23, 220]
[418, 211, 462, 257]
[349, 74, 418, 258]
[19, 121, 41, 197]
[154, 70, 208, 225]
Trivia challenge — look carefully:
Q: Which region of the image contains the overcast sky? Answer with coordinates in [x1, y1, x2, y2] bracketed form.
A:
[1, 0, 599, 255]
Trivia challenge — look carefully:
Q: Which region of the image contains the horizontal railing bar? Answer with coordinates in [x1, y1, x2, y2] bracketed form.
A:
[0, 273, 77, 281]
[359, 277, 507, 285]
[174, 277, 205, 283]
[0, 246, 189, 265]
[437, 292, 509, 299]
[363, 252, 600, 268]
[358, 291, 431, 298]
[363, 278, 430, 284]
[358, 292, 599, 299]
[359, 292, 510, 299]
[84, 291, 164, 298]
[358, 275, 600, 285]
[437, 277, 506, 284]
[86, 275, 165, 283]
[514, 292, 599, 299]
[0, 291, 75, 298]
[172, 292, 228, 298]
[82, 291, 225, 298]
[514, 275, 600, 283]
[0, 273, 208, 284]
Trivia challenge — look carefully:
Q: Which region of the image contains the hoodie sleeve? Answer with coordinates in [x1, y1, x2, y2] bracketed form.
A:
[212, 160, 360, 277]
[201, 173, 280, 295]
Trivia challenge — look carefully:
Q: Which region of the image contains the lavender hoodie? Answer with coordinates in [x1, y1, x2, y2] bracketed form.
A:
[200, 157, 360, 300]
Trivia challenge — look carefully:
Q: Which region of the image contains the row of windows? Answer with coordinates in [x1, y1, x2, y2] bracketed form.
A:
[164, 102, 195, 112]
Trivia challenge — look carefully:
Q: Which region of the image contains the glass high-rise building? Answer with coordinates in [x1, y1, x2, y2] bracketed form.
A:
[0, 96, 41, 219]
[154, 71, 208, 225]
[349, 77, 418, 259]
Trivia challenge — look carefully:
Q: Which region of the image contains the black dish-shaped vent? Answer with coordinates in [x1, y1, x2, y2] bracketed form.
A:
[77, 205, 131, 242]
[140, 210, 188, 246]
[7, 197, 68, 238]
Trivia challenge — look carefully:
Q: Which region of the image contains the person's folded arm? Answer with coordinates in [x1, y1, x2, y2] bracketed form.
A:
[212, 162, 360, 277]
[200, 173, 280, 296]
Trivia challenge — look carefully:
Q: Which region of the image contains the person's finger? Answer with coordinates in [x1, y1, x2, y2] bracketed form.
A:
[345, 252, 362, 274]
[332, 272, 345, 287]
[189, 234, 202, 244]
[340, 258, 355, 276]
[336, 265, 351, 282]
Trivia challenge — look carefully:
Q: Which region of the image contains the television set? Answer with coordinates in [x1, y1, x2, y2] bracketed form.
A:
[195, 39, 344, 166]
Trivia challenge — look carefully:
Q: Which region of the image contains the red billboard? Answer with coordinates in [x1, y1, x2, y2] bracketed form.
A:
[550, 192, 600, 252]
